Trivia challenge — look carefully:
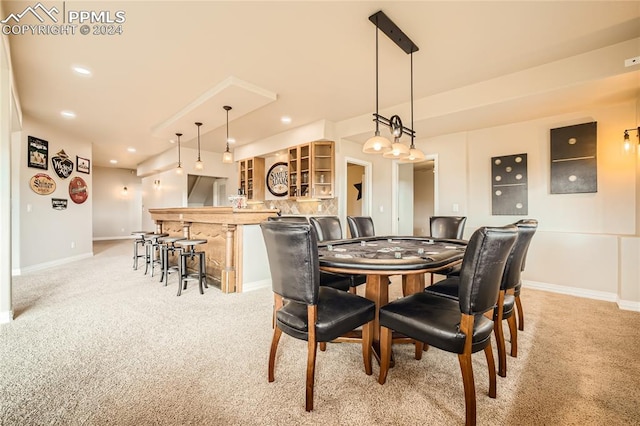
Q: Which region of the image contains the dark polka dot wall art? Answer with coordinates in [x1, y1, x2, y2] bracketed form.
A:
[491, 153, 528, 215]
[550, 122, 597, 194]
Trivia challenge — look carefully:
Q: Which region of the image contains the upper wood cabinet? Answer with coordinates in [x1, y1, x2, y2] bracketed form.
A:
[238, 157, 265, 200]
[288, 141, 334, 199]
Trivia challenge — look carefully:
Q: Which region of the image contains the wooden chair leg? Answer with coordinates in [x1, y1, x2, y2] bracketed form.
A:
[378, 326, 392, 385]
[458, 352, 477, 426]
[414, 339, 423, 360]
[494, 317, 507, 378]
[305, 306, 318, 412]
[515, 295, 524, 331]
[349, 287, 356, 294]
[483, 344, 497, 398]
[362, 320, 373, 376]
[319, 342, 327, 351]
[268, 327, 282, 382]
[507, 314, 518, 357]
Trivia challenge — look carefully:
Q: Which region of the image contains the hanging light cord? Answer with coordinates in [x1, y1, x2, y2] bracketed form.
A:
[196, 123, 202, 161]
[410, 50, 415, 148]
[176, 133, 182, 165]
[226, 109, 230, 151]
[374, 20, 380, 134]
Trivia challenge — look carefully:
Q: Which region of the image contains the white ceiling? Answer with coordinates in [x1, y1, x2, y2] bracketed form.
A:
[4, 1, 640, 169]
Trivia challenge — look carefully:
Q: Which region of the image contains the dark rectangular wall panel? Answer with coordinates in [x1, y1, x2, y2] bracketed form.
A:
[492, 153, 528, 215]
[550, 122, 597, 194]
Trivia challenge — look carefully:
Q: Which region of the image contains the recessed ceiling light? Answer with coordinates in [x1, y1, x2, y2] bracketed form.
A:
[60, 110, 76, 118]
[110, 159, 118, 164]
[169, 139, 175, 144]
[281, 116, 292, 124]
[72, 65, 92, 76]
[227, 137, 236, 144]
[127, 147, 136, 153]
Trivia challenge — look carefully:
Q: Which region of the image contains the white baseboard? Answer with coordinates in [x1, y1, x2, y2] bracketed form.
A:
[617, 299, 640, 312]
[524, 279, 622, 304]
[93, 236, 132, 241]
[13, 252, 94, 276]
[0, 309, 13, 324]
[242, 278, 271, 292]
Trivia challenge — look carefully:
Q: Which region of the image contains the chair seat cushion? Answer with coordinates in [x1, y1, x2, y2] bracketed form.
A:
[277, 287, 375, 342]
[424, 276, 460, 300]
[379, 292, 494, 354]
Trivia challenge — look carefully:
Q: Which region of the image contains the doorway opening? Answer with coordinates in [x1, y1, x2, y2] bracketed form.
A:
[393, 155, 438, 235]
[344, 157, 372, 237]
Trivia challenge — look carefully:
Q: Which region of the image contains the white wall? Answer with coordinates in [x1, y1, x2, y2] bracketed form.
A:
[416, 101, 638, 307]
[13, 117, 93, 273]
[92, 167, 142, 239]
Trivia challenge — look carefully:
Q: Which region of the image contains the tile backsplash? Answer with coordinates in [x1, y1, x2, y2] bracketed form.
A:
[253, 198, 338, 216]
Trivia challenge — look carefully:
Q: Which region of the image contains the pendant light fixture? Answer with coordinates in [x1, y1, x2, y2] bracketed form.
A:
[175, 132, 183, 175]
[362, 11, 419, 161]
[194, 122, 204, 170]
[401, 51, 426, 163]
[222, 105, 233, 164]
[362, 21, 392, 154]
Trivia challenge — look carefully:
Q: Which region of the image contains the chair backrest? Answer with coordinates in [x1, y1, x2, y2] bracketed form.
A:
[260, 221, 319, 305]
[347, 216, 375, 238]
[430, 216, 467, 239]
[501, 219, 538, 291]
[268, 215, 308, 223]
[457, 225, 517, 315]
[309, 216, 343, 242]
[514, 219, 538, 272]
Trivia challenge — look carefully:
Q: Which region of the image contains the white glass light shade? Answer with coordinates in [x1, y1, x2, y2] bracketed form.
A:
[382, 140, 410, 159]
[195, 159, 204, 170]
[222, 150, 233, 164]
[363, 134, 392, 154]
[400, 147, 426, 163]
[175, 165, 183, 175]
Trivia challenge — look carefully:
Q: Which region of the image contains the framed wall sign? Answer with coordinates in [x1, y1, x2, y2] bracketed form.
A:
[266, 162, 288, 197]
[69, 176, 88, 204]
[52, 198, 68, 210]
[28, 136, 48, 170]
[51, 150, 74, 179]
[76, 156, 90, 174]
[29, 173, 56, 195]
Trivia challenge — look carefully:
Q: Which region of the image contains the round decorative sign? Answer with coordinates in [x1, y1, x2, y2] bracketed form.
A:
[69, 176, 88, 204]
[266, 162, 288, 197]
[30, 173, 56, 195]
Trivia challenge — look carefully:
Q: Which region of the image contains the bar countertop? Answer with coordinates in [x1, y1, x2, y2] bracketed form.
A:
[148, 207, 279, 225]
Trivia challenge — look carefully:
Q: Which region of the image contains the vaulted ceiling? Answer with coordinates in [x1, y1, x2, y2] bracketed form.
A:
[4, 1, 640, 169]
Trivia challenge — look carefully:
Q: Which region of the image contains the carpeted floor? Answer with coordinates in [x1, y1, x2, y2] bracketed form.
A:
[1, 239, 639, 425]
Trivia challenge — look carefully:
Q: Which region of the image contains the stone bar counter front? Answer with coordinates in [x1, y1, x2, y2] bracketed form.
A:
[148, 207, 278, 293]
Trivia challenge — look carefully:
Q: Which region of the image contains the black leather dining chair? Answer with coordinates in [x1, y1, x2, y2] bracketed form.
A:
[378, 225, 517, 426]
[425, 219, 538, 377]
[260, 221, 376, 412]
[269, 215, 351, 292]
[309, 216, 367, 294]
[346, 216, 375, 238]
[428, 216, 468, 283]
[512, 219, 538, 332]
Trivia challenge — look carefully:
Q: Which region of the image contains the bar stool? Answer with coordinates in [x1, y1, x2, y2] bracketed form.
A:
[176, 239, 208, 296]
[158, 236, 185, 286]
[144, 232, 169, 276]
[131, 231, 153, 270]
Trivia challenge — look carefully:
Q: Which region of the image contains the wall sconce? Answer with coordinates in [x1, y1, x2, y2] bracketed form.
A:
[153, 180, 161, 190]
[362, 11, 425, 163]
[175, 132, 183, 174]
[122, 186, 128, 195]
[622, 127, 640, 154]
[222, 105, 234, 164]
[195, 122, 204, 170]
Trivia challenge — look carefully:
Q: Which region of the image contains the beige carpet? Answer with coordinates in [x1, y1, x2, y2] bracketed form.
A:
[1, 239, 639, 425]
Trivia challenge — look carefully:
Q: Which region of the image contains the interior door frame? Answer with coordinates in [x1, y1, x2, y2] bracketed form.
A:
[343, 156, 372, 219]
[392, 154, 439, 235]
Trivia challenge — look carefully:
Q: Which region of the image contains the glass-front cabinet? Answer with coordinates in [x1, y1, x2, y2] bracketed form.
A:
[238, 157, 265, 200]
[288, 141, 334, 199]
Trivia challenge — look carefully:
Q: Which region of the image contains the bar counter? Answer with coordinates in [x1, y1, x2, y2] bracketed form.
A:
[148, 207, 278, 293]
